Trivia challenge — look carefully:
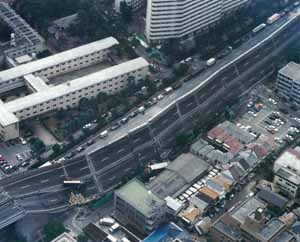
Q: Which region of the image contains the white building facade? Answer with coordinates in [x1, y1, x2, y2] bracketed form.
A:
[277, 61, 300, 107]
[145, 0, 249, 43]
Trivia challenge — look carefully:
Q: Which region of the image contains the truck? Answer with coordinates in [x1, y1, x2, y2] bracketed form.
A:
[206, 58, 216, 67]
[252, 23, 266, 34]
[267, 13, 281, 24]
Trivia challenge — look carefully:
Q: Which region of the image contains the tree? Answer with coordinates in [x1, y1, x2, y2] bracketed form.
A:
[120, 1, 133, 23]
[78, 97, 90, 111]
[52, 143, 61, 154]
[43, 218, 65, 242]
[77, 234, 88, 242]
[30, 138, 46, 154]
[175, 133, 192, 147]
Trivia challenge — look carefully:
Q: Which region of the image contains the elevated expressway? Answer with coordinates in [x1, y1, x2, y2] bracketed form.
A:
[0, 9, 300, 230]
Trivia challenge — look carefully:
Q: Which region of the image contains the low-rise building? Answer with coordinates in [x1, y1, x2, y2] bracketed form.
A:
[273, 148, 300, 198]
[114, 178, 167, 235]
[0, 36, 149, 141]
[211, 197, 295, 242]
[51, 232, 77, 242]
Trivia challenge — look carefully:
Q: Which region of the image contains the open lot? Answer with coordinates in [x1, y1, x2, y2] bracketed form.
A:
[237, 91, 300, 146]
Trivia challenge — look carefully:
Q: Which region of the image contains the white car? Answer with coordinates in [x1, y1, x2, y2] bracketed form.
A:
[157, 94, 164, 100]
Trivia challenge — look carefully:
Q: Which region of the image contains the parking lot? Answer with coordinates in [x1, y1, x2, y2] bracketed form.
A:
[0, 140, 32, 176]
[237, 97, 300, 146]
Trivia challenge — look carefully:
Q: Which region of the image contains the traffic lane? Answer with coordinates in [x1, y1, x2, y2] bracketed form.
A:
[129, 126, 153, 147]
[64, 157, 91, 178]
[0, 202, 23, 222]
[98, 158, 139, 191]
[82, 177, 98, 198]
[91, 144, 133, 171]
[85, 13, 299, 153]
[150, 107, 180, 136]
[39, 190, 70, 209]
[4, 167, 65, 196]
[135, 145, 158, 162]
[178, 95, 198, 116]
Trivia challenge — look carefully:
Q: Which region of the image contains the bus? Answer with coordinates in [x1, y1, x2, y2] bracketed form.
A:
[63, 178, 82, 185]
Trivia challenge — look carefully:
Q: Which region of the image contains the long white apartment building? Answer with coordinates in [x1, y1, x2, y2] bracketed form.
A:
[145, 0, 249, 42]
[0, 37, 149, 141]
[0, 37, 119, 94]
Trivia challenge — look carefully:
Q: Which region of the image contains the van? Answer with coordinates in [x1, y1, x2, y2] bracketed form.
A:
[99, 130, 108, 138]
[109, 223, 120, 233]
[138, 106, 145, 114]
[164, 87, 173, 94]
[99, 217, 115, 226]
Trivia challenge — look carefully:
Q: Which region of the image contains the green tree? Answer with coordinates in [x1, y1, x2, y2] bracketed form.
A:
[175, 133, 192, 147]
[43, 218, 65, 242]
[120, 1, 133, 23]
[52, 143, 61, 154]
[77, 234, 88, 242]
[30, 138, 46, 154]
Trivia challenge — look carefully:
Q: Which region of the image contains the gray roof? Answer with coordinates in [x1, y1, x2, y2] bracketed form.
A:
[279, 61, 300, 80]
[231, 197, 267, 224]
[219, 121, 255, 144]
[148, 153, 209, 198]
[115, 178, 165, 217]
[273, 231, 295, 242]
[190, 196, 208, 211]
[258, 219, 285, 241]
[214, 221, 242, 241]
[257, 188, 288, 210]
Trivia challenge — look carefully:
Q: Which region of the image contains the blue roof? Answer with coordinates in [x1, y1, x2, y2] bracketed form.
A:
[143, 223, 192, 242]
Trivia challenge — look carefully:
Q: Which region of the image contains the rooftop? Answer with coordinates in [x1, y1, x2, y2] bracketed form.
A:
[257, 188, 288, 210]
[279, 61, 300, 80]
[5, 57, 149, 114]
[0, 36, 118, 82]
[230, 197, 266, 224]
[51, 232, 77, 242]
[274, 148, 300, 176]
[148, 153, 209, 198]
[115, 178, 165, 217]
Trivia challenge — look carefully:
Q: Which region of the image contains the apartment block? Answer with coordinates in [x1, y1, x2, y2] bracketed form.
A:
[0, 37, 149, 141]
[273, 148, 300, 198]
[0, 2, 46, 66]
[114, 179, 167, 235]
[277, 62, 300, 107]
[145, 0, 249, 42]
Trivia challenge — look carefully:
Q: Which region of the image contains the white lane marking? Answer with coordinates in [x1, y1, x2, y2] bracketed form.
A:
[21, 185, 30, 189]
[117, 148, 125, 154]
[41, 179, 49, 183]
[50, 198, 58, 202]
[80, 167, 89, 171]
